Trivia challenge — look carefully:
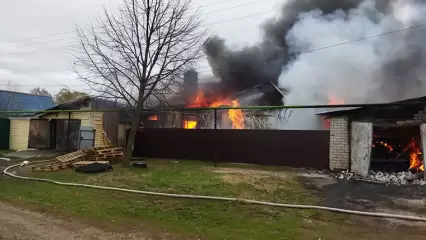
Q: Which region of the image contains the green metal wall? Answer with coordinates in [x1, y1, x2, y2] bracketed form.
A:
[0, 118, 10, 149]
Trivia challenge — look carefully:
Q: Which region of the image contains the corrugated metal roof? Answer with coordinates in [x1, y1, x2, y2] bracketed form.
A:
[315, 107, 361, 115]
[0, 90, 55, 114]
[315, 95, 426, 116]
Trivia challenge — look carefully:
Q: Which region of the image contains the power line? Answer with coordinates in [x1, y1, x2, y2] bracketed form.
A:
[4, 9, 425, 59]
[0, 9, 277, 57]
[1, 15, 426, 84]
[196, 22, 426, 75]
[0, 0, 273, 46]
[0, 47, 72, 57]
[200, 0, 267, 16]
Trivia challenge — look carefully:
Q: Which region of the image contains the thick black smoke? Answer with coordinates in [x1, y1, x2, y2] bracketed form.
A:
[205, 0, 426, 103]
[204, 0, 393, 95]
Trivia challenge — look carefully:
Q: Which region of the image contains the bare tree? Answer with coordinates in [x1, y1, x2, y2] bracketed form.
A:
[74, 0, 206, 166]
[29, 87, 52, 97]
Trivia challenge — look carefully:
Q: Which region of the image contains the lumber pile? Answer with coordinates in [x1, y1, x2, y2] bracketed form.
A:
[32, 146, 124, 172]
[73, 161, 109, 168]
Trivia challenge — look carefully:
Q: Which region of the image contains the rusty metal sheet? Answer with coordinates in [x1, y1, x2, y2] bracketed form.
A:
[351, 121, 373, 177]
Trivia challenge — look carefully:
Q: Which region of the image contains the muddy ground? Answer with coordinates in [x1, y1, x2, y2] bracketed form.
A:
[298, 171, 426, 230]
[0, 201, 176, 240]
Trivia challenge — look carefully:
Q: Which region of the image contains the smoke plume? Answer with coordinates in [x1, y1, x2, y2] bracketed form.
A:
[205, 0, 426, 105]
[279, 0, 426, 105]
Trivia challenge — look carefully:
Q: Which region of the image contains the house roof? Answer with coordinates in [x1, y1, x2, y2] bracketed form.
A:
[162, 81, 286, 108]
[35, 96, 126, 117]
[235, 81, 286, 106]
[316, 95, 426, 117]
[0, 90, 55, 116]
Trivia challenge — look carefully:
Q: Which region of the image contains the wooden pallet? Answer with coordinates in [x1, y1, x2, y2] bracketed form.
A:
[88, 156, 123, 161]
[97, 147, 124, 154]
[32, 145, 124, 172]
[73, 161, 110, 168]
[88, 145, 117, 151]
[32, 162, 73, 172]
[56, 150, 86, 163]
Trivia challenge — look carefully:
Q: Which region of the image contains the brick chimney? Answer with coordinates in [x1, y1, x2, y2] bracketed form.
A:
[183, 69, 198, 103]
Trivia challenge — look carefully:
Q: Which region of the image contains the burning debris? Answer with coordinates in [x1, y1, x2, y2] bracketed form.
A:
[408, 139, 425, 173]
[335, 133, 426, 185]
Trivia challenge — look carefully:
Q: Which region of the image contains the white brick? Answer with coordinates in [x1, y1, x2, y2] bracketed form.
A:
[329, 117, 349, 171]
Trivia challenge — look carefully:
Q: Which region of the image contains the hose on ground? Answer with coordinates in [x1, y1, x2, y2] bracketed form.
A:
[3, 160, 426, 222]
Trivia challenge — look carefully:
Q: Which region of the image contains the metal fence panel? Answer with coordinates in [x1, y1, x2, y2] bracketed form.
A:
[131, 128, 329, 169]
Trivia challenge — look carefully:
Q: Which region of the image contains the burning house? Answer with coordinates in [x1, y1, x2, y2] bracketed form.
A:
[136, 69, 286, 130]
[318, 96, 426, 184]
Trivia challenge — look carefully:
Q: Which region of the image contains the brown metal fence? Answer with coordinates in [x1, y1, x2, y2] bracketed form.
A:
[131, 129, 330, 169]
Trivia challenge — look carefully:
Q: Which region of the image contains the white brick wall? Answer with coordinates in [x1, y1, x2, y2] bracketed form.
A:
[329, 117, 349, 170]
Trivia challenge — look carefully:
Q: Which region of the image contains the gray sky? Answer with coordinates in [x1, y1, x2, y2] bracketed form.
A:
[0, 0, 283, 95]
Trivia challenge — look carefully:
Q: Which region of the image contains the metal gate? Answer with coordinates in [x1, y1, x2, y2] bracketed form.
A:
[351, 121, 373, 177]
[78, 126, 95, 150]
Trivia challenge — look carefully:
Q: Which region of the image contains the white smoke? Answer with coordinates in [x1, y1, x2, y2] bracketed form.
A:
[278, 0, 426, 106]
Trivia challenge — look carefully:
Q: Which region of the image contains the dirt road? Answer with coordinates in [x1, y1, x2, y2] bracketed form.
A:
[0, 202, 165, 240]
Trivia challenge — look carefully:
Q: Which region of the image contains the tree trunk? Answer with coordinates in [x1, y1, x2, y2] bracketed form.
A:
[123, 111, 140, 167]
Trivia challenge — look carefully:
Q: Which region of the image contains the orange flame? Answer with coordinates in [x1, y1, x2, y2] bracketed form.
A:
[183, 120, 197, 129]
[148, 115, 158, 121]
[187, 91, 245, 129]
[187, 92, 206, 108]
[328, 94, 345, 105]
[409, 140, 424, 172]
[374, 141, 393, 152]
[228, 100, 245, 129]
[324, 94, 345, 129]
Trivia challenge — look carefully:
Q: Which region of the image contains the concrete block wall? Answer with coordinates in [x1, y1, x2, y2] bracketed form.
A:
[329, 117, 350, 170]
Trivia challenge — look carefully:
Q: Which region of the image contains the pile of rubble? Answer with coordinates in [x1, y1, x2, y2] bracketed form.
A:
[336, 170, 426, 185]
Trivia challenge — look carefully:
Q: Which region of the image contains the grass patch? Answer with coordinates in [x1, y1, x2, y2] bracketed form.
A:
[0, 159, 413, 240]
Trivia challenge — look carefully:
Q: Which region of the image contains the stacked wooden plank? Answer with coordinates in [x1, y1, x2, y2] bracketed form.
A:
[82, 146, 124, 163]
[93, 119, 113, 147]
[73, 161, 109, 168]
[32, 146, 124, 172]
[32, 150, 87, 172]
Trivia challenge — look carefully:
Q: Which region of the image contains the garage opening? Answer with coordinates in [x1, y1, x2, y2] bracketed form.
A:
[371, 125, 423, 173]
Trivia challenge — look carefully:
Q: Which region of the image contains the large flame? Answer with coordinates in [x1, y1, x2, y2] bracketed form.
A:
[409, 140, 424, 172]
[186, 91, 245, 129]
[228, 100, 245, 129]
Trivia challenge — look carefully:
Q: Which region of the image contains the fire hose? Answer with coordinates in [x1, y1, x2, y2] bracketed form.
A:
[3, 160, 426, 222]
